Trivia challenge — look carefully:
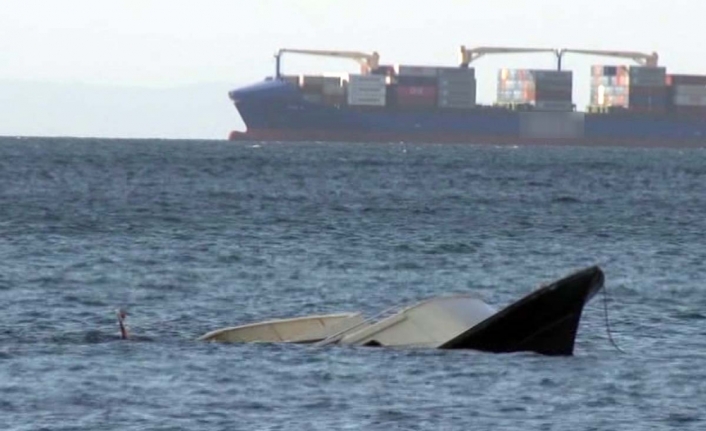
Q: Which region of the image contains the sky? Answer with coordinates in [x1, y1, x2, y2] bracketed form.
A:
[1, 0, 704, 139]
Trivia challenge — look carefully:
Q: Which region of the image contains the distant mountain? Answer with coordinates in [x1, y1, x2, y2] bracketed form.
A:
[0, 80, 245, 140]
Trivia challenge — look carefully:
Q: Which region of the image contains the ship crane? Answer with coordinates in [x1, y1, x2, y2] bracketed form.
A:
[557, 49, 659, 69]
[459, 46, 659, 71]
[275, 48, 380, 78]
[459, 46, 559, 68]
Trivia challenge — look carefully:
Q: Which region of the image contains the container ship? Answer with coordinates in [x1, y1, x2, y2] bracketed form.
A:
[227, 47, 706, 148]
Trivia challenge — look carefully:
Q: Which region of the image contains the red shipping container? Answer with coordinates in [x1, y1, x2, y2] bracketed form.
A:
[396, 85, 438, 98]
[394, 86, 437, 108]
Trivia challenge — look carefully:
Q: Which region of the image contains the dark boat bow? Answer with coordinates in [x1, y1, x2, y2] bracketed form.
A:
[440, 266, 605, 355]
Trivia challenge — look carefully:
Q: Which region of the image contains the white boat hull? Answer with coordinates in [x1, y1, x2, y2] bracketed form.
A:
[198, 312, 366, 344]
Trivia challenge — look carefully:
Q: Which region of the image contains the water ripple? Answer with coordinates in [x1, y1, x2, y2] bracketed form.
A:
[0, 138, 705, 430]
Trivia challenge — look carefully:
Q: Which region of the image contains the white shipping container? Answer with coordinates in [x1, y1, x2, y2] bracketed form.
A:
[497, 91, 528, 103]
[596, 86, 606, 105]
[348, 82, 386, 92]
[593, 76, 617, 86]
[599, 96, 628, 107]
[674, 85, 706, 97]
[604, 85, 628, 96]
[348, 95, 385, 102]
[395, 65, 439, 77]
[347, 96, 386, 106]
[348, 74, 386, 106]
[673, 94, 706, 106]
[500, 80, 530, 91]
[348, 87, 385, 96]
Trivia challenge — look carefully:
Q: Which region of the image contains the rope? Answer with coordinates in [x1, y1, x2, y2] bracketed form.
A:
[601, 282, 625, 353]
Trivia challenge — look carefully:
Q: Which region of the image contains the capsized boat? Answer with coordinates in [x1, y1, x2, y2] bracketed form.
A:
[198, 312, 366, 344]
[200, 266, 605, 356]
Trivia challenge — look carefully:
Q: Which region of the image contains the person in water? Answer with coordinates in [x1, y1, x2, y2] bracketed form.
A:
[117, 309, 129, 340]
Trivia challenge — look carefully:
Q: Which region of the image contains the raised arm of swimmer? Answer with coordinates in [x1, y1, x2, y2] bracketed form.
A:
[117, 309, 129, 340]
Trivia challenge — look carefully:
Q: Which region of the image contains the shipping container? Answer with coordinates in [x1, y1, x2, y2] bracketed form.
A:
[673, 85, 706, 97]
[371, 65, 396, 76]
[592, 84, 628, 96]
[438, 87, 476, 98]
[666, 74, 706, 86]
[535, 89, 572, 102]
[497, 69, 572, 107]
[393, 85, 437, 108]
[299, 75, 326, 87]
[322, 85, 345, 96]
[628, 67, 667, 87]
[281, 75, 300, 87]
[533, 70, 573, 84]
[672, 93, 706, 106]
[629, 75, 667, 87]
[348, 74, 387, 85]
[628, 85, 669, 97]
[396, 85, 437, 98]
[395, 65, 439, 77]
[347, 96, 386, 106]
[438, 76, 476, 86]
[347, 74, 386, 106]
[321, 76, 345, 96]
[591, 65, 667, 110]
[629, 95, 668, 107]
[348, 87, 386, 97]
[438, 80, 476, 92]
[397, 75, 438, 86]
[438, 67, 476, 78]
[535, 100, 574, 111]
[438, 91, 476, 99]
[593, 65, 627, 77]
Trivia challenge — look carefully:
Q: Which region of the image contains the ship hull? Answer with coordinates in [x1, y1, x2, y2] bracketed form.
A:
[228, 129, 706, 148]
[228, 80, 706, 148]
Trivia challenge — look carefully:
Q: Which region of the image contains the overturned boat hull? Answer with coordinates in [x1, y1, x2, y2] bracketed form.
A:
[200, 266, 605, 356]
[199, 312, 365, 344]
